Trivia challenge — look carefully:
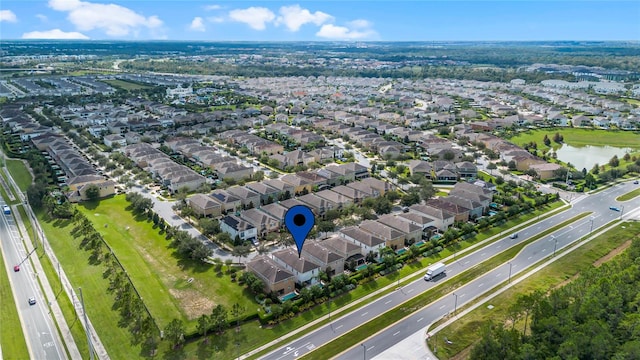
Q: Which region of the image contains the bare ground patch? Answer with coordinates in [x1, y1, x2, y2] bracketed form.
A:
[169, 288, 215, 320]
[594, 240, 632, 267]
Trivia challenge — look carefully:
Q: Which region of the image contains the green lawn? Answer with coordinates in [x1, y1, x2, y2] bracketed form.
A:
[510, 128, 640, 150]
[432, 221, 640, 359]
[101, 79, 152, 91]
[0, 252, 29, 358]
[616, 187, 640, 201]
[5, 159, 33, 192]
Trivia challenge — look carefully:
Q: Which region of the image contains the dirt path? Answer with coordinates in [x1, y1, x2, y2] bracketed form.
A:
[594, 240, 632, 267]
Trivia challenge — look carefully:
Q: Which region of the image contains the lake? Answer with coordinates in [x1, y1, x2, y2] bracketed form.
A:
[554, 144, 633, 170]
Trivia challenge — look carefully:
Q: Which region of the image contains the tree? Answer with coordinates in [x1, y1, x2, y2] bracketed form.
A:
[317, 220, 335, 237]
[232, 245, 251, 264]
[210, 304, 228, 334]
[609, 155, 620, 167]
[84, 184, 101, 200]
[486, 162, 497, 175]
[164, 319, 185, 348]
[199, 218, 220, 236]
[507, 160, 517, 170]
[231, 303, 244, 331]
[197, 314, 212, 341]
[372, 197, 393, 215]
[543, 134, 551, 147]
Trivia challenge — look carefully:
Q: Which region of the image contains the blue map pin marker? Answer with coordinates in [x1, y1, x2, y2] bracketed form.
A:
[284, 205, 315, 257]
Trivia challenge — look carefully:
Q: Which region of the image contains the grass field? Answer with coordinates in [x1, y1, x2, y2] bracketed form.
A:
[510, 128, 640, 150]
[0, 252, 29, 358]
[431, 221, 640, 359]
[5, 159, 32, 192]
[101, 79, 152, 91]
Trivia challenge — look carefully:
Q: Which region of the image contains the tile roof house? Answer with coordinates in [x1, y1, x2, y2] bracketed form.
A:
[258, 202, 289, 223]
[339, 226, 386, 258]
[442, 195, 483, 220]
[359, 177, 394, 196]
[359, 220, 405, 250]
[227, 186, 260, 209]
[297, 193, 334, 216]
[263, 179, 295, 200]
[300, 240, 345, 275]
[210, 189, 242, 213]
[240, 208, 280, 238]
[377, 214, 423, 243]
[314, 189, 352, 209]
[322, 235, 362, 261]
[426, 198, 470, 223]
[246, 255, 295, 296]
[409, 204, 455, 232]
[271, 248, 322, 286]
[245, 182, 281, 205]
[329, 185, 367, 204]
[220, 215, 257, 242]
[281, 174, 314, 195]
[188, 194, 222, 217]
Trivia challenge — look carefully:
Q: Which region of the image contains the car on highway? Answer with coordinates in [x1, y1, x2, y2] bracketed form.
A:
[509, 233, 519, 239]
[2, 205, 10, 214]
[13, 265, 20, 272]
[609, 206, 621, 212]
[634, 180, 639, 184]
[28, 297, 36, 305]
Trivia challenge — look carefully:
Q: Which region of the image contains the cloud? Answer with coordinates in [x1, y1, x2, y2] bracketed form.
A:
[22, 28, 89, 39]
[48, 0, 163, 36]
[228, 7, 274, 30]
[36, 14, 49, 22]
[204, 4, 222, 11]
[207, 16, 224, 23]
[0, 10, 17, 22]
[189, 17, 205, 32]
[316, 24, 377, 40]
[275, 5, 333, 32]
[348, 19, 372, 29]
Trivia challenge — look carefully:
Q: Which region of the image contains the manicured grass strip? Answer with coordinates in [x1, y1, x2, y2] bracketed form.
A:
[432, 221, 640, 359]
[5, 159, 32, 192]
[297, 212, 591, 360]
[616, 187, 640, 201]
[38, 209, 144, 359]
[0, 252, 29, 358]
[510, 128, 640, 150]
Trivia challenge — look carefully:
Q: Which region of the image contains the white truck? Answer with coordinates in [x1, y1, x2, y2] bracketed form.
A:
[424, 262, 446, 281]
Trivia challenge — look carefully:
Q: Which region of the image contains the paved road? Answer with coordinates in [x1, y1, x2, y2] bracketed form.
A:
[0, 205, 67, 359]
[259, 180, 640, 360]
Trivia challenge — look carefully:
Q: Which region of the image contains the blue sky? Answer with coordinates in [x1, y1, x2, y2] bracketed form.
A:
[1, 1, 639, 41]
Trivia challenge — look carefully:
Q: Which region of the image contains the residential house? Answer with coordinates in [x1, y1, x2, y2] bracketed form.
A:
[263, 178, 294, 200]
[359, 220, 405, 250]
[210, 189, 242, 213]
[227, 186, 260, 209]
[409, 204, 455, 232]
[245, 182, 280, 205]
[258, 203, 288, 223]
[188, 194, 222, 217]
[297, 193, 334, 216]
[427, 198, 470, 222]
[216, 163, 253, 182]
[271, 248, 321, 286]
[240, 208, 280, 238]
[322, 236, 362, 268]
[220, 215, 257, 243]
[314, 189, 352, 209]
[281, 174, 314, 195]
[359, 177, 394, 196]
[246, 256, 295, 296]
[345, 181, 379, 198]
[66, 175, 115, 203]
[442, 195, 483, 220]
[103, 134, 127, 147]
[339, 226, 386, 260]
[301, 240, 344, 276]
[377, 214, 423, 243]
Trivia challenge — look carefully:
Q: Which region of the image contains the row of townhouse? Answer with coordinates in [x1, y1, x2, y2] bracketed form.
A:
[30, 132, 116, 202]
[165, 137, 254, 181]
[407, 159, 478, 182]
[244, 181, 489, 297]
[219, 130, 284, 156]
[124, 143, 206, 193]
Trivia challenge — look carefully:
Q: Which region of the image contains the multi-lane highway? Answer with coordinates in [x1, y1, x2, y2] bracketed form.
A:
[1, 204, 67, 359]
[260, 180, 640, 360]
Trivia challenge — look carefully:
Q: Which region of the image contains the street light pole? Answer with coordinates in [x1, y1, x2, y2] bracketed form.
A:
[78, 287, 94, 360]
[552, 236, 558, 257]
[453, 292, 458, 315]
[620, 206, 625, 219]
[589, 217, 594, 234]
[508, 261, 512, 284]
[361, 343, 366, 360]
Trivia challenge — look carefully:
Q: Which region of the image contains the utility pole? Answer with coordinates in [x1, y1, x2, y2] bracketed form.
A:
[78, 287, 94, 360]
[508, 261, 512, 284]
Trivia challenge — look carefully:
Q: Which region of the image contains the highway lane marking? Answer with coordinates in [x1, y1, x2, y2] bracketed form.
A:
[417, 317, 423, 322]
[459, 293, 466, 298]
[542, 248, 546, 252]
[464, 260, 470, 265]
[439, 304, 446, 309]
[336, 325, 343, 330]
[497, 245, 501, 249]
[393, 331, 401, 336]
[496, 273, 502, 277]
[478, 283, 484, 287]
[361, 312, 369, 317]
[407, 288, 414, 293]
[528, 256, 532, 260]
[480, 252, 486, 256]
[385, 300, 392, 304]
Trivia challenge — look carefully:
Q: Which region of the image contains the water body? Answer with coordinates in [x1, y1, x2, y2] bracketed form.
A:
[554, 144, 633, 170]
